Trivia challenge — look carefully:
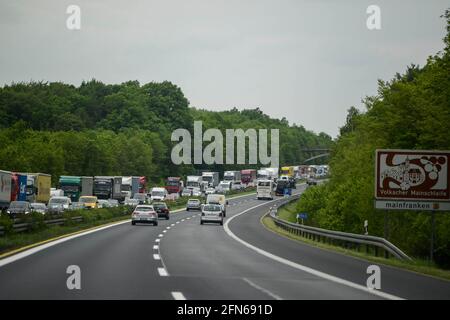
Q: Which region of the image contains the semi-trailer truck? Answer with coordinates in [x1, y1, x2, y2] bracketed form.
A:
[0, 170, 12, 210]
[202, 172, 220, 188]
[241, 169, 257, 186]
[121, 176, 141, 199]
[223, 171, 241, 183]
[165, 177, 184, 194]
[260, 167, 279, 181]
[59, 176, 93, 202]
[25, 173, 51, 203]
[11, 172, 27, 202]
[280, 166, 294, 178]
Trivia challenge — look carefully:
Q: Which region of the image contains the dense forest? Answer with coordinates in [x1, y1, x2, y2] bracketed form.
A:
[0, 79, 332, 185]
[297, 10, 450, 267]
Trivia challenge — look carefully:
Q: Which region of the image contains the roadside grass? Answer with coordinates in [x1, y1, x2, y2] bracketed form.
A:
[0, 213, 131, 256]
[262, 215, 450, 282]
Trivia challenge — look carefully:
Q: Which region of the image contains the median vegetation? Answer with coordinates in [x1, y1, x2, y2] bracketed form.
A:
[0, 206, 132, 256]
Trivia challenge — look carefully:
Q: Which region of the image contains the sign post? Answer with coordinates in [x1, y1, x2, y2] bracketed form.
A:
[374, 149, 450, 262]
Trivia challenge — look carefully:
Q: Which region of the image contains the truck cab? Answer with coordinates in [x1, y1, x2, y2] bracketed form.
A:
[166, 177, 184, 194]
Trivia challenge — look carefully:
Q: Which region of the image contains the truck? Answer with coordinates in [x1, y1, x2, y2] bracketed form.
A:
[25, 173, 51, 203]
[165, 177, 184, 194]
[93, 176, 114, 199]
[280, 166, 294, 178]
[257, 169, 269, 180]
[241, 169, 257, 186]
[0, 170, 12, 210]
[11, 172, 27, 202]
[186, 176, 203, 191]
[223, 171, 241, 183]
[275, 179, 291, 196]
[261, 167, 279, 181]
[121, 176, 141, 199]
[138, 176, 147, 194]
[59, 176, 93, 202]
[202, 172, 220, 188]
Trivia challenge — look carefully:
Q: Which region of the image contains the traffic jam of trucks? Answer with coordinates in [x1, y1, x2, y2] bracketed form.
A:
[0, 164, 327, 219]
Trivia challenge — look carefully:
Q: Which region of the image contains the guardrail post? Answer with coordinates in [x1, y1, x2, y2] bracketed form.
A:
[374, 246, 378, 257]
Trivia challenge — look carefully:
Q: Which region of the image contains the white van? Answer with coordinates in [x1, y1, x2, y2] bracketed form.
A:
[257, 179, 274, 200]
[150, 187, 167, 202]
[206, 194, 228, 217]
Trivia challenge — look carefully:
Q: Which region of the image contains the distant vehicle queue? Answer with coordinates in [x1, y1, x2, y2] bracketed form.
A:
[0, 164, 328, 218]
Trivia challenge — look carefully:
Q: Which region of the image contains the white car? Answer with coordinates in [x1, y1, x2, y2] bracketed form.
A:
[48, 196, 72, 213]
[216, 182, 231, 194]
[181, 188, 193, 197]
[97, 199, 111, 208]
[125, 198, 140, 207]
[191, 188, 203, 197]
[205, 187, 215, 195]
[231, 181, 244, 191]
[200, 204, 224, 226]
[131, 205, 158, 226]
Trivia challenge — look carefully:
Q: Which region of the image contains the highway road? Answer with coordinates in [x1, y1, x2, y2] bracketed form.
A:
[0, 186, 449, 300]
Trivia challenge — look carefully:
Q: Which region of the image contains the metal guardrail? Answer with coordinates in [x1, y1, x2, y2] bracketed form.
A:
[0, 216, 83, 236]
[268, 194, 412, 261]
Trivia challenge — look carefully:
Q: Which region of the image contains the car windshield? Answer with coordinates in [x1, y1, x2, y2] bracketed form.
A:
[204, 205, 221, 212]
[133, 194, 145, 199]
[258, 181, 270, 187]
[188, 200, 199, 204]
[61, 185, 79, 192]
[153, 203, 167, 209]
[10, 202, 28, 208]
[80, 197, 96, 203]
[136, 206, 153, 212]
[220, 184, 229, 188]
[49, 198, 69, 204]
[152, 191, 165, 197]
[31, 203, 45, 208]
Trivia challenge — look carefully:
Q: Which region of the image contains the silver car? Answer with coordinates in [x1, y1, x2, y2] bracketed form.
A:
[31, 202, 47, 214]
[186, 199, 201, 211]
[200, 204, 224, 226]
[131, 205, 158, 226]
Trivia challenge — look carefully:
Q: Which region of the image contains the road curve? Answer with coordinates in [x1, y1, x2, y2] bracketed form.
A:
[0, 189, 449, 299]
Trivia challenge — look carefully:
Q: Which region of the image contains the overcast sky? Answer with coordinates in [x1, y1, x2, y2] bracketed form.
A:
[0, 1, 448, 137]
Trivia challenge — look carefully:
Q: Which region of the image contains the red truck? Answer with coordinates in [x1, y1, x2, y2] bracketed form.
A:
[241, 169, 257, 187]
[138, 176, 147, 194]
[165, 177, 184, 194]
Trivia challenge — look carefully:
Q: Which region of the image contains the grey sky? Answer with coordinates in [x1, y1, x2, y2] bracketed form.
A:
[0, 1, 448, 137]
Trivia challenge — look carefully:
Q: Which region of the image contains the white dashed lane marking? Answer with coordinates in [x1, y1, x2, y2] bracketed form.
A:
[158, 268, 168, 277]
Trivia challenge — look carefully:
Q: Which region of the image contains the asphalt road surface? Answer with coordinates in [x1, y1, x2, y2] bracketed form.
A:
[0, 187, 449, 299]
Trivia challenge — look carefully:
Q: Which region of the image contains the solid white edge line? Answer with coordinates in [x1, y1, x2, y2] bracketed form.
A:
[223, 197, 404, 301]
[158, 267, 168, 276]
[172, 291, 186, 300]
[0, 219, 131, 268]
[243, 277, 283, 300]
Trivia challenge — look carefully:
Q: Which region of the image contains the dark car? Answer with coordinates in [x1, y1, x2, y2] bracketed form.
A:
[153, 202, 170, 220]
[7, 201, 32, 218]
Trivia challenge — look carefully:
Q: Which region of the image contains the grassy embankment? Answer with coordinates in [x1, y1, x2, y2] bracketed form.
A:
[262, 201, 450, 281]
